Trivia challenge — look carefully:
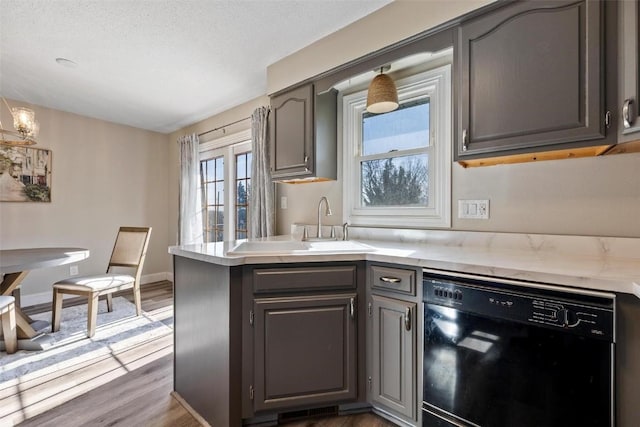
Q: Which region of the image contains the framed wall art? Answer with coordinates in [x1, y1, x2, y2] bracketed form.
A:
[0, 145, 52, 202]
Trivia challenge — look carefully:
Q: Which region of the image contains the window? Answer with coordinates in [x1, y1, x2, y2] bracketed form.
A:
[342, 63, 451, 228]
[199, 129, 252, 243]
[200, 156, 225, 242]
[235, 151, 252, 239]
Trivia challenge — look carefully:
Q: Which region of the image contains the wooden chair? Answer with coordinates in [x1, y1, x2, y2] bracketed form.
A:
[0, 295, 17, 354]
[52, 226, 152, 338]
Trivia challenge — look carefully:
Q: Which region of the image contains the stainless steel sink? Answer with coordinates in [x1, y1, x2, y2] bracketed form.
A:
[226, 239, 374, 255]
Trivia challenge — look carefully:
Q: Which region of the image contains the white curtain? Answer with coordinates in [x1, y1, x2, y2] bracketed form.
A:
[177, 133, 203, 245]
[250, 107, 275, 238]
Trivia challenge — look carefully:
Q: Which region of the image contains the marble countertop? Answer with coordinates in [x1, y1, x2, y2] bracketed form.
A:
[169, 230, 640, 299]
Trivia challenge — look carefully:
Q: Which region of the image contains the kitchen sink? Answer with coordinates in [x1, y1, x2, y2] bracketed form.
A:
[227, 239, 375, 255]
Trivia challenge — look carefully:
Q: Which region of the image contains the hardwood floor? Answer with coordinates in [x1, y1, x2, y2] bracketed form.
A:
[2, 282, 396, 427]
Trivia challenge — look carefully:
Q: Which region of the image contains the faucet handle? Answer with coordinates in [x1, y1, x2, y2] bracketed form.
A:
[342, 223, 349, 241]
[330, 225, 336, 240]
[302, 226, 309, 241]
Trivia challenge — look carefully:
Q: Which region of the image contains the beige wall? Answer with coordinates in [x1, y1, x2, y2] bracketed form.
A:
[277, 152, 640, 238]
[267, 0, 494, 94]
[0, 102, 171, 299]
[169, 0, 640, 241]
[270, 0, 640, 238]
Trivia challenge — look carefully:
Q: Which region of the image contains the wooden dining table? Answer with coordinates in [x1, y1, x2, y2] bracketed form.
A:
[0, 247, 89, 349]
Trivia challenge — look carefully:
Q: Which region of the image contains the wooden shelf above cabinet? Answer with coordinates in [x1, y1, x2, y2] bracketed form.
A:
[603, 139, 640, 155]
[457, 144, 612, 168]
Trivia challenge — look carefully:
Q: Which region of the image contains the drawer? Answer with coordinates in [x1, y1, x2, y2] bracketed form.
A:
[253, 265, 357, 293]
[370, 265, 415, 296]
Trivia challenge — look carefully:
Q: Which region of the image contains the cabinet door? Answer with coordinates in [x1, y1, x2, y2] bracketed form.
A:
[457, 0, 606, 159]
[269, 84, 314, 180]
[253, 293, 357, 412]
[370, 294, 417, 420]
[619, 0, 640, 141]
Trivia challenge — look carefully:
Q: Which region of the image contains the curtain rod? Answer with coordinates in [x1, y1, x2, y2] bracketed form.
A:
[198, 116, 251, 137]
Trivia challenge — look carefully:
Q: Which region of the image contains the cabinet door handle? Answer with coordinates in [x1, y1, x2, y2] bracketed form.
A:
[462, 129, 469, 152]
[405, 307, 411, 331]
[623, 99, 635, 129]
[379, 276, 401, 284]
[350, 297, 355, 320]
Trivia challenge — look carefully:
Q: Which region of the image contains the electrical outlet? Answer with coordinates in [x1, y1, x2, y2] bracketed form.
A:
[458, 199, 490, 219]
[280, 196, 288, 209]
[70, 265, 79, 276]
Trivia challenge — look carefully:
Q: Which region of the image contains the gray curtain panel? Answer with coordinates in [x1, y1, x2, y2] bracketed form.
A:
[250, 107, 275, 238]
[177, 133, 203, 245]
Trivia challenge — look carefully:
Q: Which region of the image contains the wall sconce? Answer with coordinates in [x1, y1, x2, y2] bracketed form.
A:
[1, 97, 39, 145]
[366, 65, 399, 114]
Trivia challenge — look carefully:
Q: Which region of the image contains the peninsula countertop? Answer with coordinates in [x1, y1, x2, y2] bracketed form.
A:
[169, 230, 640, 299]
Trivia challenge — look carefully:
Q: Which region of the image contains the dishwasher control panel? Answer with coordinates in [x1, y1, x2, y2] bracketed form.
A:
[424, 275, 615, 342]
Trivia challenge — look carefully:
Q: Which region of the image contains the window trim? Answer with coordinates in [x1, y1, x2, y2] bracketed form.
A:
[342, 64, 452, 228]
[200, 129, 252, 242]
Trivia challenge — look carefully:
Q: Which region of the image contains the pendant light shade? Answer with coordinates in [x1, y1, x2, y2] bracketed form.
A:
[366, 68, 398, 114]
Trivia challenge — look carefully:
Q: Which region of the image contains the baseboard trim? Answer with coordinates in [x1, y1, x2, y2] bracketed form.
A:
[170, 391, 211, 427]
[19, 272, 173, 307]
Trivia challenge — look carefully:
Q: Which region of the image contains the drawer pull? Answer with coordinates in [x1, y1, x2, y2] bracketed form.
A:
[623, 99, 635, 129]
[380, 276, 402, 284]
[350, 297, 355, 320]
[405, 307, 411, 331]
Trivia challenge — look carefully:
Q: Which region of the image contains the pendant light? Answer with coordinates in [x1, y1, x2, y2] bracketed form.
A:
[366, 65, 398, 114]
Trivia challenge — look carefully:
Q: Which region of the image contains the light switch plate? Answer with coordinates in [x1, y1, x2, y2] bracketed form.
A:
[280, 196, 288, 209]
[458, 199, 489, 219]
[70, 265, 79, 276]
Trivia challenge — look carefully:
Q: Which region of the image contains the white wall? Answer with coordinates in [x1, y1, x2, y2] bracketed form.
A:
[0, 101, 171, 300]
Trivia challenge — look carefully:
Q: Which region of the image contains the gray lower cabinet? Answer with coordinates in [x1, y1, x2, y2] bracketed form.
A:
[369, 294, 417, 422]
[619, 0, 640, 141]
[245, 263, 363, 417]
[456, 0, 610, 161]
[252, 293, 358, 412]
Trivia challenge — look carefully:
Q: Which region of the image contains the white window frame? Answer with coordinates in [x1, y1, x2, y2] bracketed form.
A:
[200, 129, 251, 242]
[342, 64, 451, 228]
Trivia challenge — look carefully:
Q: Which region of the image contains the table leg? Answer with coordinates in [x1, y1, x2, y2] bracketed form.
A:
[15, 310, 39, 338]
[0, 271, 29, 295]
[1, 270, 40, 339]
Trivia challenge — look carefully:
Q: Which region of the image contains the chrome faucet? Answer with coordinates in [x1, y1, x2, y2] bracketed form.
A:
[316, 196, 333, 239]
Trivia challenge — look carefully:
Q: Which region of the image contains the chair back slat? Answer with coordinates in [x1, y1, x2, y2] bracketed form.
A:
[108, 227, 152, 270]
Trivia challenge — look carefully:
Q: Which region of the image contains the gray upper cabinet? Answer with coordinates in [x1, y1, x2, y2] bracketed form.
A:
[619, 0, 640, 141]
[269, 84, 337, 182]
[270, 84, 314, 180]
[456, 0, 610, 161]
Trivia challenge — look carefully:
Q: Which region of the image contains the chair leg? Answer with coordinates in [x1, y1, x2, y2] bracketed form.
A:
[87, 293, 99, 338]
[1, 302, 17, 354]
[52, 288, 64, 333]
[106, 293, 113, 312]
[133, 286, 142, 316]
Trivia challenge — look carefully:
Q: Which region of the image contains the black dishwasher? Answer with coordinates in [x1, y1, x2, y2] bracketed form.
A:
[422, 271, 615, 427]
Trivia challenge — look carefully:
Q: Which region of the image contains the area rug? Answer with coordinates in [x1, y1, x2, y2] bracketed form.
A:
[0, 297, 173, 385]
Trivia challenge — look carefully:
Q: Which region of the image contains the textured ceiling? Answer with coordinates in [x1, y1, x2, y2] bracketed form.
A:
[0, 0, 392, 133]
